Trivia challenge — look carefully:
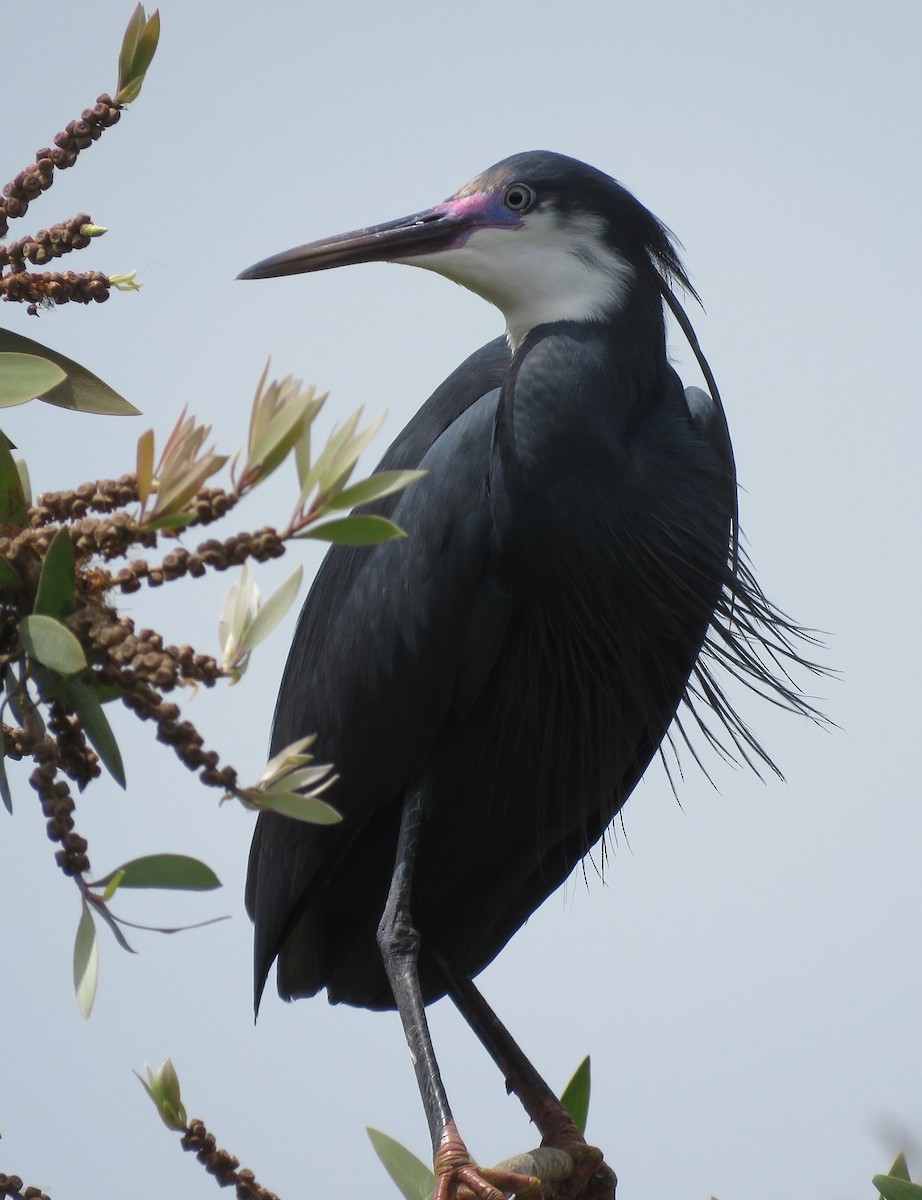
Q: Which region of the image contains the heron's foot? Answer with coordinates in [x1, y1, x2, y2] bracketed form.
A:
[511, 1103, 613, 1200]
[546, 1140, 614, 1200]
[434, 1122, 543, 1200]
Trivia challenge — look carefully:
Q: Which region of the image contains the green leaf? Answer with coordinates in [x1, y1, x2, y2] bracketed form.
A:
[301, 515, 407, 546]
[61, 676, 126, 787]
[144, 511, 194, 531]
[0, 431, 29, 529]
[0, 554, 23, 590]
[73, 900, 99, 1018]
[0, 352, 66, 407]
[367, 1129, 434, 1200]
[118, 3, 146, 82]
[0, 724, 12, 814]
[889, 1155, 912, 1182]
[874, 1176, 922, 1200]
[117, 6, 161, 104]
[94, 854, 221, 891]
[0, 329, 140, 416]
[559, 1056, 591, 1135]
[325, 469, 427, 512]
[19, 614, 87, 675]
[256, 791, 342, 824]
[34, 527, 76, 618]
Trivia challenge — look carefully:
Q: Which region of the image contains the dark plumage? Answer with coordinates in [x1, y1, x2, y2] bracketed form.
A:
[240, 152, 818, 1195]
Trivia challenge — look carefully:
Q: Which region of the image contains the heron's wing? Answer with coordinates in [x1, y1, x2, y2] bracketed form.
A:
[247, 337, 513, 1003]
[683, 385, 735, 486]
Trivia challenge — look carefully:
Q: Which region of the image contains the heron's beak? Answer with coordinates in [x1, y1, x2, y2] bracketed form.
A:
[237, 203, 478, 281]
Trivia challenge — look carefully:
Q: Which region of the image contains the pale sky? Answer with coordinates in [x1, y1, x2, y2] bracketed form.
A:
[2, 2, 921, 1198]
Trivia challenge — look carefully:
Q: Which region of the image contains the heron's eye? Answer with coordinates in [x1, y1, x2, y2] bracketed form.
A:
[502, 183, 536, 213]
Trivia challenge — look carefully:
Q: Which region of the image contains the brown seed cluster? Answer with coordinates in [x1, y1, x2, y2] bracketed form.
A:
[181, 1120, 280, 1200]
[47, 700, 100, 791]
[0, 514, 157, 581]
[118, 678, 237, 792]
[32, 476, 140, 526]
[0, 722, 41, 761]
[117, 526, 284, 594]
[0, 212, 94, 273]
[29, 740, 90, 877]
[0, 94, 121, 237]
[0, 268, 111, 307]
[78, 609, 225, 693]
[0, 1173, 50, 1199]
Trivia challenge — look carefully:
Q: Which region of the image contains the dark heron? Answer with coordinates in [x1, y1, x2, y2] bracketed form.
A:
[239, 151, 816, 1200]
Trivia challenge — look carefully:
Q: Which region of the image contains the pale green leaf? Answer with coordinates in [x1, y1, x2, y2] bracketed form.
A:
[73, 900, 99, 1019]
[0, 329, 140, 416]
[324, 411, 386, 490]
[256, 735, 318, 787]
[154, 452, 228, 518]
[296, 409, 363, 509]
[19, 614, 87, 675]
[135, 1057, 187, 1131]
[256, 791, 342, 824]
[265, 763, 334, 794]
[137, 429, 154, 507]
[15, 457, 31, 506]
[102, 869, 125, 902]
[95, 854, 221, 891]
[0, 352, 66, 407]
[219, 561, 259, 670]
[325, 469, 427, 512]
[559, 1056, 591, 1135]
[236, 566, 303, 658]
[247, 396, 311, 485]
[301, 515, 407, 546]
[33, 527, 76, 618]
[367, 1128, 434, 1200]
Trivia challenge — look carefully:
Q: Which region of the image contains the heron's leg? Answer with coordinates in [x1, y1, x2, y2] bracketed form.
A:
[432, 952, 616, 1200]
[377, 786, 541, 1200]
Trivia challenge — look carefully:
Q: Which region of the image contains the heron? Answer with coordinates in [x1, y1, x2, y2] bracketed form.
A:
[239, 151, 817, 1200]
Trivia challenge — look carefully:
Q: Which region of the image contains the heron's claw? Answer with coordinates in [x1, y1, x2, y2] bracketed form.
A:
[434, 1123, 542, 1200]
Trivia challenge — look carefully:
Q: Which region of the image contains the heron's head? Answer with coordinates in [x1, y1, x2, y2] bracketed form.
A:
[239, 151, 690, 348]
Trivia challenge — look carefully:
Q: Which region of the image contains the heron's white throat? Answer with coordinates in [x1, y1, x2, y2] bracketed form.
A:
[402, 209, 635, 350]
